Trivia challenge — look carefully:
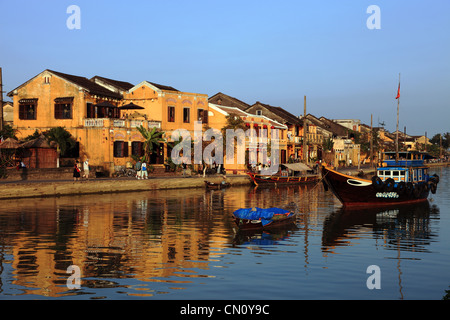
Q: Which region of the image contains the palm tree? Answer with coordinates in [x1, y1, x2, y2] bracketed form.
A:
[44, 127, 76, 157]
[221, 114, 248, 165]
[136, 125, 166, 163]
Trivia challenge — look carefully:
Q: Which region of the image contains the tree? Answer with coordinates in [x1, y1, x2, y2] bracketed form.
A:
[0, 124, 17, 140]
[136, 125, 166, 163]
[322, 137, 334, 152]
[221, 114, 249, 165]
[430, 133, 450, 150]
[44, 127, 76, 157]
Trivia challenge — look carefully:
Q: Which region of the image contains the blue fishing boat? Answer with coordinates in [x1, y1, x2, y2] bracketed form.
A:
[232, 207, 297, 230]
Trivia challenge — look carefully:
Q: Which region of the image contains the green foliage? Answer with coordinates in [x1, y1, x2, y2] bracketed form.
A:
[44, 127, 76, 157]
[430, 133, 450, 150]
[0, 124, 17, 140]
[322, 137, 334, 152]
[221, 114, 247, 136]
[136, 125, 166, 163]
[24, 129, 41, 142]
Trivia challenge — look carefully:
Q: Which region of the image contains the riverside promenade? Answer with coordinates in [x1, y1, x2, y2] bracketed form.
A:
[0, 173, 252, 200]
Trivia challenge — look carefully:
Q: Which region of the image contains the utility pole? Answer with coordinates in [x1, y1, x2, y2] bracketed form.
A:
[370, 114, 373, 169]
[0, 67, 4, 131]
[303, 96, 308, 164]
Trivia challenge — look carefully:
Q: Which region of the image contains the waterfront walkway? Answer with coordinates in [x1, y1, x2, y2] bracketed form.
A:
[0, 174, 252, 200]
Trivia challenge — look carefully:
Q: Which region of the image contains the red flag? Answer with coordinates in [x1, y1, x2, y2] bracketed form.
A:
[395, 83, 400, 99]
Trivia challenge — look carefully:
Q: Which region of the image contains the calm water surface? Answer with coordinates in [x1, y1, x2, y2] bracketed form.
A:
[0, 167, 449, 300]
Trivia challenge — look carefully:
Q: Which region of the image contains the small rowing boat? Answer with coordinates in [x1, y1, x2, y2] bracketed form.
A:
[232, 207, 297, 231]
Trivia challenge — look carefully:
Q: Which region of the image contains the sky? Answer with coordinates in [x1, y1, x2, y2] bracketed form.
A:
[1, 0, 449, 137]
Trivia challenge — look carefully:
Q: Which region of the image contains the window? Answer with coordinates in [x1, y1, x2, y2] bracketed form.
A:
[132, 141, 144, 157]
[114, 141, 129, 158]
[168, 106, 175, 122]
[256, 110, 263, 115]
[86, 103, 95, 118]
[55, 103, 72, 119]
[197, 109, 208, 124]
[183, 107, 190, 123]
[19, 99, 38, 120]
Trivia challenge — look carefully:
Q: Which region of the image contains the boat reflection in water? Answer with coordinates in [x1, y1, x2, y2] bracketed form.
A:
[322, 201, 440, 254]
[232, 224, 299, 248]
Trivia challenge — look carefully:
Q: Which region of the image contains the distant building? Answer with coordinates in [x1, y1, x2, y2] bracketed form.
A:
[2, 101, 13, 126]
[333, 119, 361, 132]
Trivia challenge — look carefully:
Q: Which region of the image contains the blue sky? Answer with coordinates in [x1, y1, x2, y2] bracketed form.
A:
[1, 0, 449, 137]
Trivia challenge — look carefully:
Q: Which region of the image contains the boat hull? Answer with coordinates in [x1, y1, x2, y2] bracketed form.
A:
[204, 181, 230, 190]
[232, 213, 297, 231]
[247, 172, 318, 185]
[321, 166, 430, 208]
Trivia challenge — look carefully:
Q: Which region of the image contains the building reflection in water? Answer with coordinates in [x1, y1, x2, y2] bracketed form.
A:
[1, 181, 440, 299]
[0, 184, 316, 298]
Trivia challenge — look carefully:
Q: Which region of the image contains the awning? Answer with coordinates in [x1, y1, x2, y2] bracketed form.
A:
[96, 101, 117, 108]
[281, 163, 312, 172]
[119, 102, 144, 110]
[54, 97, 74, 103]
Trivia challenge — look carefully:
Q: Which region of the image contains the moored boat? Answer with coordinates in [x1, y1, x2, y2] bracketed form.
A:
[322, 151, 439, 208]
[247, 163, 319, 186]
[232, 207, 297, 231]
[204, 180, 231, 190]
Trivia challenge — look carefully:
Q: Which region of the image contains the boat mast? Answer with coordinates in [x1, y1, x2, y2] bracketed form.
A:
[395, 73, 400, 163]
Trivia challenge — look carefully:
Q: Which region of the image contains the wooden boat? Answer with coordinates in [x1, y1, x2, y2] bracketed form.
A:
[232, 207, 297, 231]
[247, 163, 319, 186]
[322, 151, 440, 208]
[204, 180, 230, 190]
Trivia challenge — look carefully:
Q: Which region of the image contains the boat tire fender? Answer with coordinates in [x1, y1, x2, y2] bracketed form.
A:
[396, 181, 406, 195]
[372, 176, 384, 191]
[429, 181, 437, 194]
[413, 184, 421, 198]
[431, 174, 440, 184]
[384, 178, 395, 192]
[406, 182, 414, 195]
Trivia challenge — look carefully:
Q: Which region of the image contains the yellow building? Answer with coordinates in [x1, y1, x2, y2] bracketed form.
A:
[7, 70, 209, 174]
[122, 81, 209, 164]
[208, 103, 287, 174]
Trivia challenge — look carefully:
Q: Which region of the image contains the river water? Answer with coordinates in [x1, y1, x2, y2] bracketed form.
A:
[0, 167, 449, 301]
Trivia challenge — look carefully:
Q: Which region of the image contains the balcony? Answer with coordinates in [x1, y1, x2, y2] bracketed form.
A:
[84, 118, 162, 130]
[84, 118, 105, 127]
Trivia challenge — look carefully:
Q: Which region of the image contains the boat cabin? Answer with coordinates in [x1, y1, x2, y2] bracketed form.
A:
[377, 167, 429, 183]
[377, 151, 430, 183]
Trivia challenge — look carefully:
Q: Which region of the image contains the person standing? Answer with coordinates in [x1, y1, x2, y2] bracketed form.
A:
[135, 159, 142, 179]
[83, 158, 90, 180]
[73, 161, 81, 181]
[141, 161, 148, 179]
[182, 158, 187, 177]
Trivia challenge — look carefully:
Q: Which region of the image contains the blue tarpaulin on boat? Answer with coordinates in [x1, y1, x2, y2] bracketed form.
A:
[233, 207, 290, 226]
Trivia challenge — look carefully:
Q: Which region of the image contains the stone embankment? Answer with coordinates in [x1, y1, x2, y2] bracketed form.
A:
[0, 175, 252, 200]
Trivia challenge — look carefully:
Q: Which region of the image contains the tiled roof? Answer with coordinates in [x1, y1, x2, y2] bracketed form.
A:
[209, 92, 251, 111]
[47, 70, 122, 99]
[146, 81, 179, 92]
[252, 101, 303, 126]
[91, 76, 134, 91]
